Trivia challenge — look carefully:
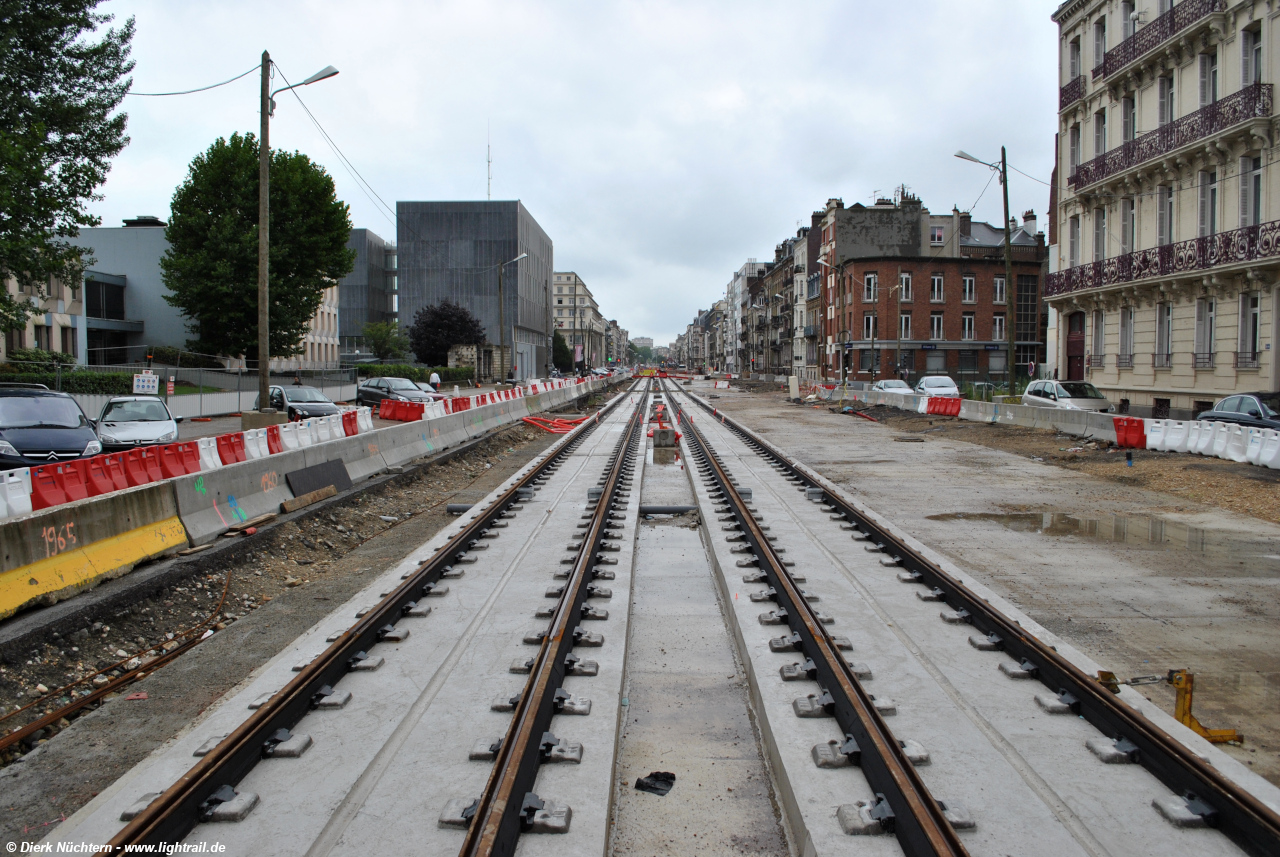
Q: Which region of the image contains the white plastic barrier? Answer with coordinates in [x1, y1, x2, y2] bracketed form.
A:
[243, 428, 265, 460]
[1245, 429, 1267, 466]
[279, 422, 300, 450]
[0, 470, 31, 519]
[314, 417, 331, 443]
[197, 436, 222, 471]
[1222, 424, 1249, 463]
[1191, 421, 1215, 455]
[356, 407, 374, 433]
[917, 397, 930, 414]
[297, 421, 314, 448]
[1145, 419, 1166, 451]
[1210, 422, 1231, 458]
[1164, 421, 1189, 453]
[1261, 431, 1280, 469]
[326, 415, 343, 438]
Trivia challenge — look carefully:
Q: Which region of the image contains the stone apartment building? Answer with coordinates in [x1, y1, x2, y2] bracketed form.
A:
[553, 272, 606, 368]
[1049, 0, 1280, 417]
[819, 194, 1046, 384]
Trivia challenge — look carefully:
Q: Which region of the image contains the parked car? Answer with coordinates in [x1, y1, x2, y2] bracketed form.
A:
[1195, 392, 1280, 429]
[253, 385, 341, 421]
[871, 379, 912, 392]
[413, 382, 447, 399]
[96, 396, 182, 451]
[913, 376, 961, 398]
[0, 386, 100, 469]
[1022, 380, 1113, 412]
[356, 377, 441, 409]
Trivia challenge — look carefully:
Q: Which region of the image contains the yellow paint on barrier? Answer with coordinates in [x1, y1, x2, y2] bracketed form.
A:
[0, 516, 189, 620]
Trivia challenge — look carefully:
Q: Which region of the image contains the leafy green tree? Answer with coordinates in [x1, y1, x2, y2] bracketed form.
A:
[552, 330, 573, 372]
[0, 2, 134, 330]
[161, 133, 354, 359]
[408, 300, 486, 366]
[362, 321, 408, 361]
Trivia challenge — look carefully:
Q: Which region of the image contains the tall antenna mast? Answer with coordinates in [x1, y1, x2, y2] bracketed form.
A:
[487, 121, 492, 200]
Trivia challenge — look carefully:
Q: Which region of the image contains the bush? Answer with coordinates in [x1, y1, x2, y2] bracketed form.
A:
[354, 364, 473, 385]
[6, 348, 77, 368]
[0, 370, 134, 395]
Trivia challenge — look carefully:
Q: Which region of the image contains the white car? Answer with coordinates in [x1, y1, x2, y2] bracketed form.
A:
[96, 396, 182, 451]
[871, 379, 912, 392]
[1022, 380, 1113, 412]
[913, 376, 961, 398]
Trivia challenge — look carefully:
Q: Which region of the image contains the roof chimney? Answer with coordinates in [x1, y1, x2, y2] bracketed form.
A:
[959, 211, 972, 237]
[1022, 209, 1038, 234]
[123, 215, 166, 228]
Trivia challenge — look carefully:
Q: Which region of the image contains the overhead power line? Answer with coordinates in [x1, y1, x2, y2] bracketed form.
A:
[127, 65, 258, 97]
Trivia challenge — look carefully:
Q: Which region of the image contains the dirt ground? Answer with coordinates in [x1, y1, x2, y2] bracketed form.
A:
[708, 385, 1280, 788]
[0, 419, 568, 845]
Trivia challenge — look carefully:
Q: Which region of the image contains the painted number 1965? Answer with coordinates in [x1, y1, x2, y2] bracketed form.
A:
[42, 522, 77, 558]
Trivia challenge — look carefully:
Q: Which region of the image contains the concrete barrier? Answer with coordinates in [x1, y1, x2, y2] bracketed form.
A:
[0, 482, 187, 620]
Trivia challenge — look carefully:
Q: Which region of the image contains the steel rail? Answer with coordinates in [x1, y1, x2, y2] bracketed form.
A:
[664, 381, 968, 857]
[678, 387, 1280, 857]
[459, 379, 648, 856]
[106, 379, 640, 852]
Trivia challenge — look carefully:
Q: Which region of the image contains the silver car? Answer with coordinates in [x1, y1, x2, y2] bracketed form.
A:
[96, 396, 182, 451]
[1022, 380, 1113, 412]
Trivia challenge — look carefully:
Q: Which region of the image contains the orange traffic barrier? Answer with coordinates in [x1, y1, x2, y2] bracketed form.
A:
[30, 464, 68, 510]
[265, 425, 284, 454]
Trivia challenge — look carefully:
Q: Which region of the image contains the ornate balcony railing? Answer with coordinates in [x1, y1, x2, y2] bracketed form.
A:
[1060, 74, 1085, 110]
[803, 325, 819, 337]
[1045, 218, 1280, 297]
[1069, 83, 1271, 188]
[1193, 352, 1216, 369]
[1092, 0, 1224, 81]
[1235, 351, 1260, 369]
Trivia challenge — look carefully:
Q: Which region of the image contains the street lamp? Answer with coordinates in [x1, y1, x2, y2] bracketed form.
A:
[255, 52, 339, 417]
[496, 252, 527, 382]
[956, 148, 1017, 396]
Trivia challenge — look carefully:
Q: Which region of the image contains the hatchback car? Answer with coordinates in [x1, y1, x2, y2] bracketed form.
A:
[913, 376, 961, 398]
[96, 396, 182, 451]
[0, 387, 100, 469]
[1022, 380, 1113, 412]
[1195, 392, 1280, 429]
[413, 382, 447, 399]
[356, 377, 440, 408]
[257, 385, 341, 421]
[871, 379, 912, 392]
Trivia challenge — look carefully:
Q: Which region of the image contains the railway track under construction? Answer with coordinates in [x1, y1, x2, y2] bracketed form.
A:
[40, 378, 1280, 857]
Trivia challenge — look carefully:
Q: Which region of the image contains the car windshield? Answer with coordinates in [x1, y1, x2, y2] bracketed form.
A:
[1254, 395, 1280, 418]
[385, 378, 418, 391]
[923, 378, 954, 387]
[101, 399, 170, 422]
[284, 387, 330, 403]
[1058, 382, 1102, 399]
[881, 381, 910, 389]
[0, 396, 87, 429]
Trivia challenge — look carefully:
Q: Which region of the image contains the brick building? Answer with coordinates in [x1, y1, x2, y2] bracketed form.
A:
[819, 195, 1047, 384]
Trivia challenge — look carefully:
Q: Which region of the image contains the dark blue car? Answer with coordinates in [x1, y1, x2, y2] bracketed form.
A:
[0, 386, 101, 470]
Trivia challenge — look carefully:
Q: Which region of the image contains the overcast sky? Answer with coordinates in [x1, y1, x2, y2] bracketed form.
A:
[94, 0, 1061, 347]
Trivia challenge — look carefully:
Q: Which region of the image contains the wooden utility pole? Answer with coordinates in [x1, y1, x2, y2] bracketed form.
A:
[257, 50, 271, 411]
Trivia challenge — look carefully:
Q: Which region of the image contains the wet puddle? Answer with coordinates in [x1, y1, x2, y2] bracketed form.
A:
[927, 512, 1280, 576]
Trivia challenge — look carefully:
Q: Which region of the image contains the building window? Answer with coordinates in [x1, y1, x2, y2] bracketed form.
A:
[1199, 171, 1218, 236]
[898, 272, 912, 302]
[1243, 27, 1262, 87]
[930, 226, 944, 245]
[1121, 0, 1134, 38]
[1121, 94, 1136, 142]
[930, 312, 944, 341]
[1093, 207, 1107, 261]
[1094, 109, 1107, 156]
[1120, 197, 1135, 254]
[1069, 37, 1081, 78]
[863, 273, 878, 302]
[992, 313, 1005, 341]
[60, 327, 76, 358]
[961, 313, 975, 340]
[1240, 156, 1262, 228]
[899, 313, 911, 340]
[862, 313, 877, 340]
[1094, 18, 1106, 69]
[1091, 310, 1105, 358]
[1199, 52, 1218, 106]
[1158, 75, 1175, 125]
[993, 276, 1006, 305]
[1069, 124, 1081, 173]
[1068, 216, 1080, 267]
[962, 275, 975, 303]
[1240, 292, 1261, 358]
[1119, 307, 1134, 363]
[1156, 302, 1172, 365]
[1157, 186, 1174, 245]
[930, 274, 944, 302]
[33, 325, 50, 351]
[1194, 298, 1216, 362]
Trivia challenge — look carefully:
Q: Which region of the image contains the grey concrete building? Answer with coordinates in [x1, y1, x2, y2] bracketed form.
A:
[396, 201, 552, 380]
[339, 228, 397, 355]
